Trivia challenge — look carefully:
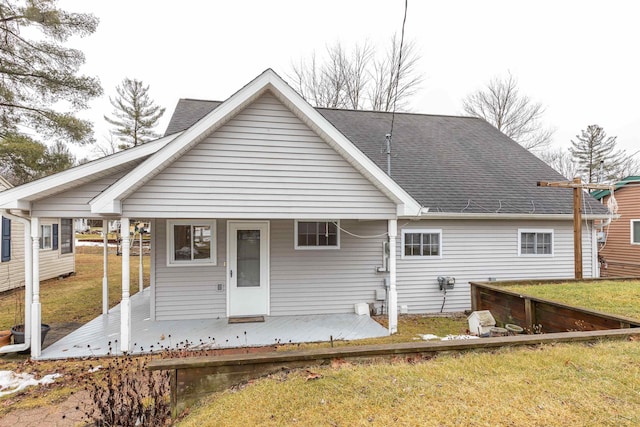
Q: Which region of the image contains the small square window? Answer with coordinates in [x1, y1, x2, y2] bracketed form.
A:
[519, 229, 553, 255]
[167, 220, 216, 266]
[402, 229, 442, 258]
[295, 221, 339, 249]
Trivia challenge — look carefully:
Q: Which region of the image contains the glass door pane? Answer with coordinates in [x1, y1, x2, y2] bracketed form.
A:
[237, 230, 260, 287]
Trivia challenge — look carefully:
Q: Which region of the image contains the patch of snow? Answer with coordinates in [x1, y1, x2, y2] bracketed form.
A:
[419, 334, 440, 340]
[0, 370, 62, 397]
[88, 365, 102, 373]
[441, 334, 479, 341]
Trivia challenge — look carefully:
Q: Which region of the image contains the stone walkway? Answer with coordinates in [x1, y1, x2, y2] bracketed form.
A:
[1, 322, 88, 427]
[0, 391, 88, 427]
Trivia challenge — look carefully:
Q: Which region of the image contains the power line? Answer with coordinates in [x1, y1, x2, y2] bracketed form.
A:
[385, 0, 409, 176]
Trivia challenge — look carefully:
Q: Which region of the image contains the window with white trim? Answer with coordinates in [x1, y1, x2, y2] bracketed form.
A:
[402, 229, 441, 257]
[40, 224, 52, 250]
[519, 229, 553, 255]
[631, 220, 640, 244]
[295, 220, 339, 249]
[61, 218, 73, 254]
[167, 220, 216, 265]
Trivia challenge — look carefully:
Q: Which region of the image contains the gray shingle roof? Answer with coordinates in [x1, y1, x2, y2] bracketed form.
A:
[164, 99, 606, 215]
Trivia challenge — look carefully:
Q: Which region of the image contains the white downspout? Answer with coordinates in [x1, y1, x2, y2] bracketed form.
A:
[387, 219, 398, 334]
[0, 210, 32, 354]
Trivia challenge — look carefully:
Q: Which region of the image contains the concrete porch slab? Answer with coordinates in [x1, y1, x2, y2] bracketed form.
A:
[39, 289, 389, 360]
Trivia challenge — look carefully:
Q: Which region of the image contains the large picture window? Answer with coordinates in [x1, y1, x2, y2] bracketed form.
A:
[61, 218, 73, 254]
[295, 220, 339, 249]
[167, 220, 216, 266]
[402, 229, 442, 258]
[519, 229, 553, 255]
[631, 220, 640, 244]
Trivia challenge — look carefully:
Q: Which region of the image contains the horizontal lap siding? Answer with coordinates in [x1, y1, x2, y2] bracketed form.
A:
[38, 219, 75, 281]
[32, 171, 131, 218]
[397, 219, 594, 313]
[0, 220, 25, 292]
[123, 93, 395, 219]
[599, 189, 640, 277]
[154, 219, 227, 320]
[270, 219, 387, 315]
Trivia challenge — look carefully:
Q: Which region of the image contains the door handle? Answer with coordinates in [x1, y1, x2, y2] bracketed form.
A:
[230, 269, 233, 278]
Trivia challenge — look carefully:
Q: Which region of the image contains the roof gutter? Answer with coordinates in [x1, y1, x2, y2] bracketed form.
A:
[402, 212, 612, 221]
[0, 210, 31, 354]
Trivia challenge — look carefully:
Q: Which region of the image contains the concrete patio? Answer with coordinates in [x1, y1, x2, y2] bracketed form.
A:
[39, 288, 389, 360]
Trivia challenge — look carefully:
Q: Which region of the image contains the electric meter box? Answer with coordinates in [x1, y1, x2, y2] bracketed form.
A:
[467, 310, 496, 337]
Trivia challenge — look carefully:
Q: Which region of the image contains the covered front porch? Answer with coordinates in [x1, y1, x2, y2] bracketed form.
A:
[39, 288, 389, 360]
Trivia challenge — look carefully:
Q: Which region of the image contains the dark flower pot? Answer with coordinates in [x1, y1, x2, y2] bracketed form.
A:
[10, 324, 50, 345]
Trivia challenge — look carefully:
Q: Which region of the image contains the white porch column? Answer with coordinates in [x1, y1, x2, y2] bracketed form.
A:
[120, 217, 131, 353]
[387, 219, 398, 334]
[30, 218, 41, 358]
[102, 219, 109, 315]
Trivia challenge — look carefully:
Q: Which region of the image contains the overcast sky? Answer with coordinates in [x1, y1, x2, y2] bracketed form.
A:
[59, 0, 640, 161]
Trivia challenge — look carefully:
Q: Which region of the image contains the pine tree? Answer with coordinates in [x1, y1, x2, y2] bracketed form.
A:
[0, 0, 102, 144]
[104, 78, 166, 148]
[569, 124, 625, 184]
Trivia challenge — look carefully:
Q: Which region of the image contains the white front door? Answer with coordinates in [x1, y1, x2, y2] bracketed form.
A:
[228, 221, 270, 316]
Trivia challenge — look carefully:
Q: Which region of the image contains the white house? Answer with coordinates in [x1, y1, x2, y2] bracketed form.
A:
[0, 69, 607, 358]
[1, 176, 75, 294]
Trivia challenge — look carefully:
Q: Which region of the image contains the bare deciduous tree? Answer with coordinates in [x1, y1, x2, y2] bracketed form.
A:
[537, 148, 579, 180]
[289, 35, 421, 111]
[462, 73, 553, 151]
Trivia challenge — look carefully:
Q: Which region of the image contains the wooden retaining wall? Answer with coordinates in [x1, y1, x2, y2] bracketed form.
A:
[470, 279, 640, 332]
[148, 328, 640, 418]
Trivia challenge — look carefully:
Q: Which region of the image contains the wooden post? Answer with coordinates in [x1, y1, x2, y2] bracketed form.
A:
[572, 177, 583, 279]
[537, 179, 611, 280]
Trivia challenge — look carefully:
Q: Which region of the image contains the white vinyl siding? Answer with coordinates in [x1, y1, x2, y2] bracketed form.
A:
[154, 219, 227, 320]
[123, 93, 396, 219]
[0, 217, 25, 293]
[270, 219, 387, 315]
[31, 169, 135, 218]
[153, 219, 388, 319]
[396, 219, 594, 314]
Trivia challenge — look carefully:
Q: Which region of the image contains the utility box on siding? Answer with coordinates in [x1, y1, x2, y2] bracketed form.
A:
[468, 310, 496, 337]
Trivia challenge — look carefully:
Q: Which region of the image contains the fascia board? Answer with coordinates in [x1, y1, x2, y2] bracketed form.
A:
[266, 75, 422, 216]
[90, 71, 278, 215]
[0, 134, 178, 211]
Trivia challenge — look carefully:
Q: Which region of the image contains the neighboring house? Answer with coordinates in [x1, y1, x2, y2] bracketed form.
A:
[0, 69, 607, 357]
[0, 177, 75, 294]
[592, 176, 640, 277]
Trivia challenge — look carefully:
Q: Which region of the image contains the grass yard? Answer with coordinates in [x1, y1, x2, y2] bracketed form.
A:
[178, 339, 640, 427]
[0, 246, 149, 329]
[2, 251, 639, 425]
[502, 280, 640, 320]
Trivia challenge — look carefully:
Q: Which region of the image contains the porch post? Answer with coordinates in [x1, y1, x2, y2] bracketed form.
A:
[120, 217, 131, 353]
[102, 219, 109, 315]
[387, 219, 398, 334]
[30, 218, 42, 358]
